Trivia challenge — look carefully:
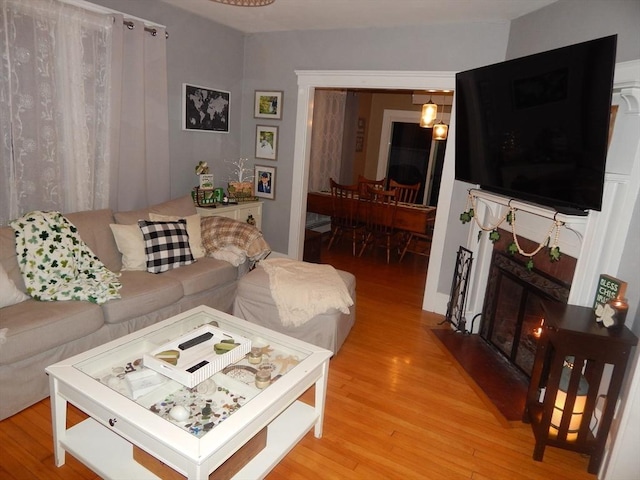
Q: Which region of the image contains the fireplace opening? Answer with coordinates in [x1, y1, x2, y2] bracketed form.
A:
[479, 230, 576, 378]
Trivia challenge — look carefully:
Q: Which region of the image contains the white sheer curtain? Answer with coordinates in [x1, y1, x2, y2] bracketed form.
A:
[308, 90, 347, 192]
[0, 0, 113, 225]
[0, 0, 170, 225]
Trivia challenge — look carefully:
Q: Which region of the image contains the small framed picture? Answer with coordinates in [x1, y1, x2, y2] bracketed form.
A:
[255, 125, 278, 160]
[254, 165, 276, 200]
[183, 83, 230, 133]
[254, 90, 283, 120]
[199, 174, 214, 190]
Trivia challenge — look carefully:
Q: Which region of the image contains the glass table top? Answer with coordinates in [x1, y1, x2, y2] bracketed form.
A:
[74, 309, 312, 438]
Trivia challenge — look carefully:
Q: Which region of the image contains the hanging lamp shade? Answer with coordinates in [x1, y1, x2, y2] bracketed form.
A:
[420, 102, 438, 128]
[432, 121, 449, 140]
[210, 0, 275, 6]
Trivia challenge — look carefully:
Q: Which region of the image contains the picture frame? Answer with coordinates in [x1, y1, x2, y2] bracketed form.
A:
[183, 83, 230, 133]
[254, 165, 276, 200]
[254, 90, 283, 119]
[255, 125, 278, 160]
[199, 174, 214, 190]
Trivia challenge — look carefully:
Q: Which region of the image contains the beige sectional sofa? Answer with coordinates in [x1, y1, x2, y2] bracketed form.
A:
[0, 195, 249, 420]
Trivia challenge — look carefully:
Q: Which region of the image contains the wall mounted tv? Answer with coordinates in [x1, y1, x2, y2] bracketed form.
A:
[455, 35, 617, 214]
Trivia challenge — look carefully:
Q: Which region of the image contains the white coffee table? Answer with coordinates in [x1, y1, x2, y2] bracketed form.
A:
[46, 305, 332, 479]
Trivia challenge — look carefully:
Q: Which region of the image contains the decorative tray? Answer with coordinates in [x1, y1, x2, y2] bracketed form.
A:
[143, 325, 251, 388]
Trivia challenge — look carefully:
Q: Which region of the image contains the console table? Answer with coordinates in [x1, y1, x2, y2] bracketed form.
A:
[523, 301, 638, 474]
[197, 201, 262, 229]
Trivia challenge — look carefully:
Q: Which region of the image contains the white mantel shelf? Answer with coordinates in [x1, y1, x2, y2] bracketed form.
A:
[468, 188, 590, 225]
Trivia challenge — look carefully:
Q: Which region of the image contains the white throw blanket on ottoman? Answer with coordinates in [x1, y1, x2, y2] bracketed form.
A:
[260, 258, 354, 327]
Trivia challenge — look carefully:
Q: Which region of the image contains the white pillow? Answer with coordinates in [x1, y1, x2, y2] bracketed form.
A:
[149, 213, 205, 258]
[0, 263, 30, 308]
[109, 223, 146, 271]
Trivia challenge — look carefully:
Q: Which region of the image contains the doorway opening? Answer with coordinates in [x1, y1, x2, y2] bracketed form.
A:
[290, 70, 457, 315]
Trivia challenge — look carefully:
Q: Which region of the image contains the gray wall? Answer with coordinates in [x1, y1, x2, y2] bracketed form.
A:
[242, 24, 510, 252]
[507, 0, 640, 61]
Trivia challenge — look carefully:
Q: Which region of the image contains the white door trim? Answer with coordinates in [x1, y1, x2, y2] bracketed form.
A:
[289, 70, 456, 315]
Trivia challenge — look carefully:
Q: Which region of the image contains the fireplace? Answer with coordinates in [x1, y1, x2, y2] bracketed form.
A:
[479, 229, 576, 377]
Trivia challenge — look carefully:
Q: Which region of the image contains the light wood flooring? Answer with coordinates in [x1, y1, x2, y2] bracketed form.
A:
[0, 237, 597, 479]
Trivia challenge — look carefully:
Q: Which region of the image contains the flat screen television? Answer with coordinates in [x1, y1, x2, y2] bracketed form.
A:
[455, 35, 617, 214]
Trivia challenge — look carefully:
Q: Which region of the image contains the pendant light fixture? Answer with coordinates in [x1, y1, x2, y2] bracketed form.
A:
[210, 0, 275, 6]
[432, 120, 449, 140]
[419, 98, 438, 128]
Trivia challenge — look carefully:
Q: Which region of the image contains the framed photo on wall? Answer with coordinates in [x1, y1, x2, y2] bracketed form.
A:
[183, 83, 230, 133]
[255, 125, 278, 160]
[254, 90, 283, 119]
[254, 165, 276, 200]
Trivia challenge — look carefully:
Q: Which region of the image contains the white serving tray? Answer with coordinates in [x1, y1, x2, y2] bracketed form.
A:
[143, 325, 251, 388]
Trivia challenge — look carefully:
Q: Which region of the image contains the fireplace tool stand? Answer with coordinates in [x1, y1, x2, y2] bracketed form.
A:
[441, 246, 473, 333]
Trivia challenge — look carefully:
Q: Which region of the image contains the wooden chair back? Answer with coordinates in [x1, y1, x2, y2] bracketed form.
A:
[357, 175, 385, 199]
[362, 184, 398, 235]
[389, 179, 420, 204]
[329, 178, 361, 229]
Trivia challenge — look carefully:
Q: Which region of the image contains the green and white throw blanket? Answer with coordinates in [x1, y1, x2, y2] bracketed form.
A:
[10, 211, 122, 304]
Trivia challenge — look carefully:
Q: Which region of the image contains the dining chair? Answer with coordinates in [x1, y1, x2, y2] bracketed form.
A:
[327, 178, 365, 256]
[357, 174, 385, 199]
[399, 208, 436, 262]
[389, 179, 421, 256]
[358, 184, 398, 263]
[388, 179, 420, 204]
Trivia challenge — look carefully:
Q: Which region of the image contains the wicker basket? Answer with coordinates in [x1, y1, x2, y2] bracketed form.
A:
[228, 182, 258, 202]
[192, 187, 216, 207]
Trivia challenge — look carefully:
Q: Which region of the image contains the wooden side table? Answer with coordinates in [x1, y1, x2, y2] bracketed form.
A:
[523, 301, 638, 474]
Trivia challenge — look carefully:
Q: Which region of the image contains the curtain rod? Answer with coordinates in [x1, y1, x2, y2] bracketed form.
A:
[123, 20, 169, 39]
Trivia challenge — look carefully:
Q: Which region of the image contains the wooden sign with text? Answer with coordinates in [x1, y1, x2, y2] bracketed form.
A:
[593, 274, 627, 310]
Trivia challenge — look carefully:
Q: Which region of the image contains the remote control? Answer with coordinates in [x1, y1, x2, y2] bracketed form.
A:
[178, 332, 214, 350]
[186, 360, 209, 373]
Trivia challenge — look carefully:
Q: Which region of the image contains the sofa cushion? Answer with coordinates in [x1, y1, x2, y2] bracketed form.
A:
[138, 220, 195, 273]
[0, 300, 104, 365]
[0, 226, 25, 291]
[0, 264, 29, 308]
[100, 271, 184, 324]
[65, 209, 122, 273]
[109, 223, 146, 271]
[149, 213, 205, 258]
[161, 256, 237, 296]
[114, 195, 196, 225]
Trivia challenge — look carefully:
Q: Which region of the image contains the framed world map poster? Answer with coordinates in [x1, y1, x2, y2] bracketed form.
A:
[183, 83, 230, 133]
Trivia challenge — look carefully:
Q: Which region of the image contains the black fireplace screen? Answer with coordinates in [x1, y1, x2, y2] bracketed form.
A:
[480, 252, 570, 377]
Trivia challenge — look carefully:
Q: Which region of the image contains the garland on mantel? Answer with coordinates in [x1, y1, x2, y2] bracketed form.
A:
[459, 192, 564, 271]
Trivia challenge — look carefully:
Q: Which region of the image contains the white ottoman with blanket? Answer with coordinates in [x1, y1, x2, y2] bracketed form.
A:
[232, 258, 356, 354]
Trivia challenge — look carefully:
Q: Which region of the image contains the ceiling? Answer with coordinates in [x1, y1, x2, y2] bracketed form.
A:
[159, 0, 558, 34]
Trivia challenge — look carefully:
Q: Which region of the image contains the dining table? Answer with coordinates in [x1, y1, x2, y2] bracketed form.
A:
[306, 191, 436, 234]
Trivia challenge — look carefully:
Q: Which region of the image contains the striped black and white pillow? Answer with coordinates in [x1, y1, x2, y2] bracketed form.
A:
[138, 220, 195, 273]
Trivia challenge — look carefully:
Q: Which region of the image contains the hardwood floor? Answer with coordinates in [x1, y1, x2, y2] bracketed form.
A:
[0, 237, 596, 479]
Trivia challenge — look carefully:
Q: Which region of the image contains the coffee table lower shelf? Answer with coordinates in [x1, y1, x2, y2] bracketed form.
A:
[62, 400, 317, 480]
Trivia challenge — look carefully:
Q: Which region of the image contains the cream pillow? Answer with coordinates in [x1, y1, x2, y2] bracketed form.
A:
[149, 213, 205, 258]
[109, 223, 146, 271]
[0, 263, 30, 308]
